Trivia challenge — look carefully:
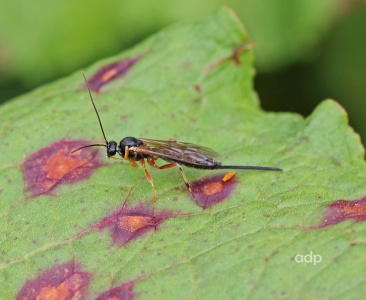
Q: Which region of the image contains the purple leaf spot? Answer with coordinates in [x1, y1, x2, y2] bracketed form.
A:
[16, 261, 92, 300]
[92, 204, 172, 247]
[87, 55, 143, 92]
[190, 173, 238, 209]
[22, 140, 103, 197]
[321, 196, 366, 227]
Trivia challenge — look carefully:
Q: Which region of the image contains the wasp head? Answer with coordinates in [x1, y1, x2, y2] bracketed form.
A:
[107, 140, 117, 156]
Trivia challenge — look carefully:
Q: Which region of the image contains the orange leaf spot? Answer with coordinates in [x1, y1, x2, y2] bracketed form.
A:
[119, 215, 150, 233]
[201, 182, 224, 196]
[101, 68, 118, 82]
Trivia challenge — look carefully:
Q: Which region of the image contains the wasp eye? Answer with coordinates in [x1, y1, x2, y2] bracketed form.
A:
[107, 141, 117, 156]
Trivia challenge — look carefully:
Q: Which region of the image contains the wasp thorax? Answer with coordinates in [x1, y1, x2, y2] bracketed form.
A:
[107, 140, 117, 156]
[117, 137, 143, 157]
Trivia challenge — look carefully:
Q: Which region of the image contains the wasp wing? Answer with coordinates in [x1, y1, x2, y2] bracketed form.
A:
[136, 138, 221, 168]
[139, 138, 219, 157]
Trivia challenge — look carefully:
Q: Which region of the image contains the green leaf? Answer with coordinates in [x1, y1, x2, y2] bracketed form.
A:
[1, 7, 365, 299]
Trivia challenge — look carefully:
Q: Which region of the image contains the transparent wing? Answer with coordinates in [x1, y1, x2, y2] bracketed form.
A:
[136, 138, 220, 167]
[139, 138, 219, 157]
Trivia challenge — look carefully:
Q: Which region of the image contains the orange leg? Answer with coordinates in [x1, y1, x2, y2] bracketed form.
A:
[130, 160, 138, 168]
[108, 150, 138, 167]
[107, 146, 130, 161]
[139, 159, 157, 226]
[147, 157, 191, 191]
[124, 146, 129, 160]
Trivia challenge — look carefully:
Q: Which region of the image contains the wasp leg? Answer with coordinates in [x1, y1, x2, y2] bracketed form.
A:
[108, 153, 138, 168]
[147, 157, 191, 192]
[107, 146, 130, 160]
[130, 160, 138, 168]
[140, 159, 157, 229]
[124, 146, 129, 160]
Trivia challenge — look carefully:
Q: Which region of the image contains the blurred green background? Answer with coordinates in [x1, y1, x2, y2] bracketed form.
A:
[0, 0, 365, 145]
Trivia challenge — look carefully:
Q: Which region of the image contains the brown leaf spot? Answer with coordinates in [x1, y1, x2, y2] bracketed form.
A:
[193, 83, 202, 94]
[204, 42, 254, 75]
[190, 173, 238, 209]
[87, 55, 144, 92]
[22, 140, 103, 197]
[16, 261, 91, 300]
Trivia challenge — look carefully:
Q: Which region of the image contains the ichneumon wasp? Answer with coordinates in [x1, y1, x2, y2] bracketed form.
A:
[72, 73, 282, 222]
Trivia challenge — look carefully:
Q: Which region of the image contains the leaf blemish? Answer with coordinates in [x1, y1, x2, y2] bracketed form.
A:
[87, 54, 143, 92]
[16, 261, 91, 300]
[205, 43, 253, 75]
[22, 140, 103, 197]
[92, 204, 171, 247]
[95, 280, 136, 300]
[194, 83, 202, 94]
[321, 197, 366, 227]
[119, 215, 152, 233]
[190, 173, 238, 209]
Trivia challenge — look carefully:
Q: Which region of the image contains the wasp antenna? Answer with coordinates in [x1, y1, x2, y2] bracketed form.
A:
[71, 143, 107, 154]
[82, 72, 108, 145]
